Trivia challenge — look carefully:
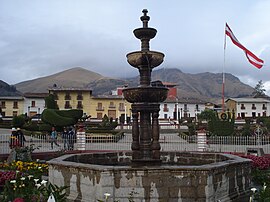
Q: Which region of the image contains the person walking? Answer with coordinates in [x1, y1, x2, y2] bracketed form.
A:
[68, 127, 75, 150]
[61, 127, 69, 150]
[16, 128, 26, 147]
[50, 127, 60, 149]
[9, 128, 19, 149]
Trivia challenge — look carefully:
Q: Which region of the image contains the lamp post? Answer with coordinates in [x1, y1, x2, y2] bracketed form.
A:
[124, 104, 127, 124]
[169, 95, 179, 125]
[176, 98, 180, 125]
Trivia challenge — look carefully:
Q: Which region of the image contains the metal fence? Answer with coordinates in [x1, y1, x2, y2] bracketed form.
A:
[1, 133, 269, 155]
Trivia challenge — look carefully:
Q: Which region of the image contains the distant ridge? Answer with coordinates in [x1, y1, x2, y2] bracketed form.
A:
[13, 67, 254, 103]
[0, 80, 21, 96]
[15, 67, 107, 93]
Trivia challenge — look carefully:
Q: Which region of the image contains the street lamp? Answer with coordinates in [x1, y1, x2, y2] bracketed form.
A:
[124, 104, 127, 124]
[168, 95, 179, 125]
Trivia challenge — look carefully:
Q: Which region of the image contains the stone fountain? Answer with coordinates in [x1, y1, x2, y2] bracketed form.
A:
[48, 10, 252, 202]
[122, 9, 168, 165]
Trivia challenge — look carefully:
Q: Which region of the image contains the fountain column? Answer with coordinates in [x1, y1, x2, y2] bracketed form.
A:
[122, 9, 168, 165]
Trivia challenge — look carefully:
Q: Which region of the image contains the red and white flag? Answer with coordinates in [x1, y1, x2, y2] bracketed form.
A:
[225, 23, 264, 69]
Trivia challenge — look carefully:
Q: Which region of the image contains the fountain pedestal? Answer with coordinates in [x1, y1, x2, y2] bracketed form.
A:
[131, 103, 161, 165]
[122, 9, 168, 165]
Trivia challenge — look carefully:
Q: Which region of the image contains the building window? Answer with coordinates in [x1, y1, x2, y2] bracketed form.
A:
[109, 102, 115, 108]
[13, 101, 18, 109]
[262, 104, 267, 110]
[252, 104, 256, 110]
[1, 112, 5, 117]
[65, 92, 71, 100]
[164, 114, 168, 119]
[163, 104, 169, 112]
[65, 101, 72, 109]
[184, 104, 188, 111]
[77, 92, 83, 100]
[240, 104, 245, 110]
[77, 101, 83, 109]
[1, 101, 5, 108]
[31, 101, 36, 107]
[195, 104, 199, 111]
[119, 103, 125, 111]
[13, 111, 18, 116]
[97, 112, 103, 119]
[96, 103, 104, 111]
[252, 112, 256, 118]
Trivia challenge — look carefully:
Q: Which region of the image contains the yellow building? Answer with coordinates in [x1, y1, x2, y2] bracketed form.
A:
[48, 87, 131, 121]
[92, 95, 132, 121]
[0, 96, 24, 118]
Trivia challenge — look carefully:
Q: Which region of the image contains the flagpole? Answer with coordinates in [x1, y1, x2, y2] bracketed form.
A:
[222, 22, 227, 112]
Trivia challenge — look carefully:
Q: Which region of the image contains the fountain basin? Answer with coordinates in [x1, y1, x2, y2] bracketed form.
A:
[133, 27, 157, 39]
[122, 86, 168, 103]
[48, 152, 251, 202]
[127, 51, 164, 68]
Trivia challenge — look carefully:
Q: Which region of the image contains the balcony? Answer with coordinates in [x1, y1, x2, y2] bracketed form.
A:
[163, 108, 169, 112]
[252, 107, 256, 110]
[240, 106, 245, 110]
[184, 108, 189, 112]
[64, 105, 72, 109]
[77, 95, 83, 100]
[96, 107, 104, 111]
[119, 107, 125, 111]
[109, 104, 116, 109]
[77, 104, 83, 109]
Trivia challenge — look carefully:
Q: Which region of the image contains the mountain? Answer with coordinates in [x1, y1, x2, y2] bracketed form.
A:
[14, 67, 254, 102]
[0, 80, 21, 96]
[15, 67, 107, 93]
[150, 68, 254, 101]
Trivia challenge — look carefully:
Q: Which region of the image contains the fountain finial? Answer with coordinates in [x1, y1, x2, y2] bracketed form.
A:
[141, 9, 150, 28]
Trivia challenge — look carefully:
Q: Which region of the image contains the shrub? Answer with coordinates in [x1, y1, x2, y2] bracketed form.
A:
[41, 109, 83, 127]
[12, 115, 26, 128]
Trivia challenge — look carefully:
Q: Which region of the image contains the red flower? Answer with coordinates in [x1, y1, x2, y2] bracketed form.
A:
[13, 198, 25, 202]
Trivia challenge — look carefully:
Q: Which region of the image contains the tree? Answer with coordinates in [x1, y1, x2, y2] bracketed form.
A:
[12, 114, 26, 128]
[252, 80, 266, 97]
[45, 94, 58, 109]
[197, 109, 218, 122]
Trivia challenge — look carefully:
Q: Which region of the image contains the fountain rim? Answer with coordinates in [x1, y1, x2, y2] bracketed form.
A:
[47, 152, 251, 172]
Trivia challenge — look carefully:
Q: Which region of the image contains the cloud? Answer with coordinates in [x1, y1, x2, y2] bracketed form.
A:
[0, 0, 270, 95]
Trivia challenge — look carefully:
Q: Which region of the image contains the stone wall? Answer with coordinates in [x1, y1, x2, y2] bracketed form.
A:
[48, 152, 251, 201]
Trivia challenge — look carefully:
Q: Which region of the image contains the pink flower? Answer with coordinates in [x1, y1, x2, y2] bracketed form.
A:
[13, 198, 25, 202]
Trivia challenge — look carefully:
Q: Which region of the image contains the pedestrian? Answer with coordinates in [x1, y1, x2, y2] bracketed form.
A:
[50, 127, 60, 149]
[68, 127, 75, 150]
[61, 127, 69, 150]
[9, 128, 19, 149]
[16, 128, 26, 147]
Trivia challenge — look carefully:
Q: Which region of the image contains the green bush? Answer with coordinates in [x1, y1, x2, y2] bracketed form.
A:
[23, 122, 39, 131]
[12, 114, 26, 128]
[56, 109, 83, 120]
[41, 109, 83, 127]
[208, 120, 234, 136]
[38, 123, 52, 131]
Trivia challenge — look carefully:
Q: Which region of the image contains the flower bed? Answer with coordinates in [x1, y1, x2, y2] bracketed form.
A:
[0, 160, 67, 202]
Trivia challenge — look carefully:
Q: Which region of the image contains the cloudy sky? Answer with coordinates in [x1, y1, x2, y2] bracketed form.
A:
[1, 0, 270, 94]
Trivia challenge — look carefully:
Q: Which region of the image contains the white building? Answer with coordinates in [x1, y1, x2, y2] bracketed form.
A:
[23, 93, 48, 117]
[159, 97, 206, 121]
[226, 98, 270, 119]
